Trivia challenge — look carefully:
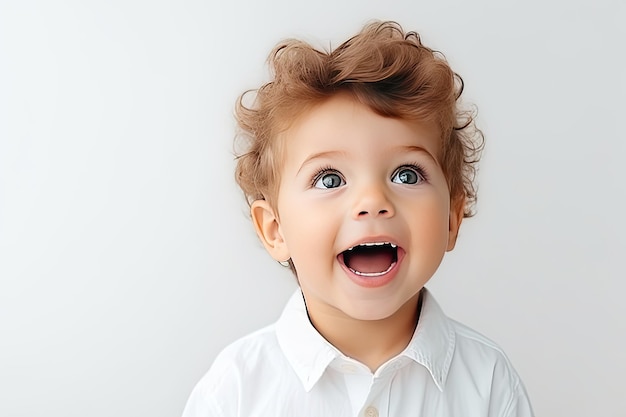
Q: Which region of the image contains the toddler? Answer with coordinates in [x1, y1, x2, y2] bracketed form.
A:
[182, 21, 534, 417]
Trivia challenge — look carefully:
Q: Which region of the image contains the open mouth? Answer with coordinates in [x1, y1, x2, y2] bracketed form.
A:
[338, 242, 398, 277]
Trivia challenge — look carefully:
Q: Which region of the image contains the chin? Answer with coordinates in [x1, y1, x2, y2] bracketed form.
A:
[340, 300, 405, 322]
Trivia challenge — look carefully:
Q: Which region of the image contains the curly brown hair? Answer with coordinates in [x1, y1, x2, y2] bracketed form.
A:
[234, 21, 483, 218]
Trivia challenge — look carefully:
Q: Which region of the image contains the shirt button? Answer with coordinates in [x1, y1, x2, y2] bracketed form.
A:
[364, 406, 379, 417]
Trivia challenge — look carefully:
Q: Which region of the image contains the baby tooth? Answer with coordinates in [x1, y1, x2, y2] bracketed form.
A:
[349, 241, 397, 249]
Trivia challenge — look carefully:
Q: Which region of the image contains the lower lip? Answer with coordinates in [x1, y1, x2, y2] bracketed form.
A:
[338, 248, 405, 288]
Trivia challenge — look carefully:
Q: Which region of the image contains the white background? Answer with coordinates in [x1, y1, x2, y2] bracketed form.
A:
[1, 0, 624, 416]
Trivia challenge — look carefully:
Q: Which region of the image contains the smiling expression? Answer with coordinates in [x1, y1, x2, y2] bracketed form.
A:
[251, 94, 464, 321]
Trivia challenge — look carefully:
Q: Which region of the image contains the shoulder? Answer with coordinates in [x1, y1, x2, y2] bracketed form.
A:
[217, 323, 281, 361]
[446, 320, 534, 416]
[450, 318, 511, 360]
[448, 319, 521, 388]
[182, 324, 286, 417]
[201, 323, 283, 389]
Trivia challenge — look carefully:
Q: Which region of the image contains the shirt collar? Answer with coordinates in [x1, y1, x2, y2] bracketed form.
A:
[275, 288, 455, 392]
[402, 288, 456, 391]
[275, 291, 341, 391]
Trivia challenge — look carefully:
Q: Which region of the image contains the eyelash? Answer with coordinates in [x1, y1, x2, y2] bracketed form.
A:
[310, 163, 429, 187]
[393, 163, 429, 183]
[310, 165, 342, 188]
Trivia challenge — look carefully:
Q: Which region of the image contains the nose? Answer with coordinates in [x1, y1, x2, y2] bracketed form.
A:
[352, 183, 395, 219]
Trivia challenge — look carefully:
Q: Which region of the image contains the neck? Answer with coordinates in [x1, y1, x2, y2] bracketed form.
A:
[306, 291, 422, 372]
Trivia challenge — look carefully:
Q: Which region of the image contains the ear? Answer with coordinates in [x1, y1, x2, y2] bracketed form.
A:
[250, 199, 290, 262]
[446, 195, 465, 251]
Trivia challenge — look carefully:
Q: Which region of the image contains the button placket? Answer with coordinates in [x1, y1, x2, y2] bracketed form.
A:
[362, 370, 391, 417]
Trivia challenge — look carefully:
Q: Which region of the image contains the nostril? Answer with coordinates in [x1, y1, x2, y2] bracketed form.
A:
[358, 209, 389, 217]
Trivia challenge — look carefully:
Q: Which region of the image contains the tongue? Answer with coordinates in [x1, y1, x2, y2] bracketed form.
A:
[346, 251, 394, 273]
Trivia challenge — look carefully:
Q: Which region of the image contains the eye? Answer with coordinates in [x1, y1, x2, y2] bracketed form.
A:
[391, 165, 425, 185]
[313, 171, 345, 189]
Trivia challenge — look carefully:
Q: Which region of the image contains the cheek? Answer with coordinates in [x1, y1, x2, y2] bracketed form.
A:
[279, 203, 331, 251]
[280, 205, 342, 269]
[410, 197, 450, 247]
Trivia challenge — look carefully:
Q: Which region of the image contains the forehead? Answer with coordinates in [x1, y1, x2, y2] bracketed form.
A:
[278, 94, 442, 165]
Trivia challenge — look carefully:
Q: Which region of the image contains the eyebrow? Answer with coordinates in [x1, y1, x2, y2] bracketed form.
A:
[397, 145, 440, 166]
[297, 150, 347, 175]
[296, 145, 439, 176]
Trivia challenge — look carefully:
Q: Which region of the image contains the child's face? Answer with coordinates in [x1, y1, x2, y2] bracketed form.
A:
[252, 94, 464, 321]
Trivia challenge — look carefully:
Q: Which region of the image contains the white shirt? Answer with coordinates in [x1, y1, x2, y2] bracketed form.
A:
[182, 289, 534, 417]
